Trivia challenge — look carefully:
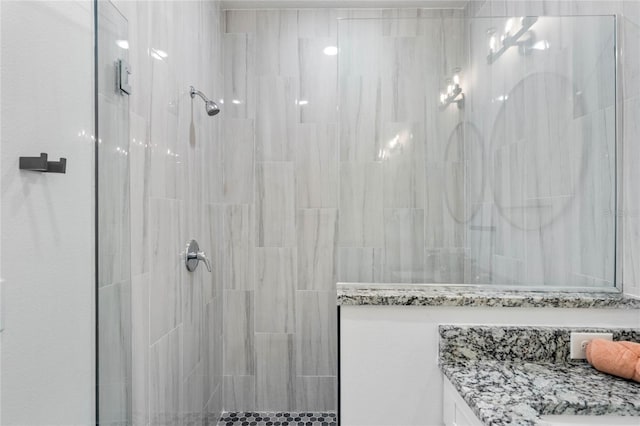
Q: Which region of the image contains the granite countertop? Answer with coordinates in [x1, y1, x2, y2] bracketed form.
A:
[441, 360, 640, 425]
[439, 326, 640, 425]
[337, 283, 640, 309]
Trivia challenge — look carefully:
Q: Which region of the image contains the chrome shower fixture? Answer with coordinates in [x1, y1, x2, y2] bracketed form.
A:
[189, 86, 220, 116]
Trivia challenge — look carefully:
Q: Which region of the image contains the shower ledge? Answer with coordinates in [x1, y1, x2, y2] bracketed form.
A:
[336, 283, 640, 309]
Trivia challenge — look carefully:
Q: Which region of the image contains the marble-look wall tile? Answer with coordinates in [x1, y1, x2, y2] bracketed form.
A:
[223, 119, 254, 204]
[299, 37, 338, 123]
[338, 162, 383, 247]
[204, 384, 222, 426]
[223, 375, 256, 411]
[379, 36, 426, 122]
[255, 10, 299, 77]
[425, 162, 464, 249]
[256, 76, 299, 161]
[622, 12, 640, 101]
[339, 75, 383, 162]
[182, 267, 203, 377]
[205, 204, 224, 302]
[297, 209, 337, 291]
[381, 122, 425, 208]
[255, 248, 296, 333]
[295, 291, 336, 376]
[623, 97, 640, 297]
[224, 204, 254, 290]
[130, 112, 150, 276]
[149, 326, 182, 426]
[204, 296, 223, 404]
[297, 9, 338, 38]
[255, 333, 296, 411]
[337, 247, 383, 282]
[295, 123, 338, 208]
[223, 290, 255, 375]
[98, 280, 132, 425]
[295, 376, 336, 412]
[132, 273, 149, 426]
[98, 96, 132, 288]
[149, 198, 183, 343]
[256, 162, 296, 247]
[383, 208, 425, 283]
[124, 1, 225, 424]
[223, 33, 255, 119]
[425, 249, 465, 284]
[225, 10, 256, 34]
[183, 365, 204, 426]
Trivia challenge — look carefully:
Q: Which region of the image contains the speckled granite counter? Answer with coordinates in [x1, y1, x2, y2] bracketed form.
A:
[337, 283, 640, 309]
[439, 326, 640, 425]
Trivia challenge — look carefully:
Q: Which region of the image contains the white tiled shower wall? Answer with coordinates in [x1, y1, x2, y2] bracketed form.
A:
[110, 1, 226, 424]
[220, 0, 640, 415]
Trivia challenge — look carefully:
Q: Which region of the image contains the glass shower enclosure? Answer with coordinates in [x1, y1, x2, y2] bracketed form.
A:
[337, 15, 617, 289]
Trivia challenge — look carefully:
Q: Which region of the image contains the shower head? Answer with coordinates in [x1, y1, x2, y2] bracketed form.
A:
[190, 86, 220, 116]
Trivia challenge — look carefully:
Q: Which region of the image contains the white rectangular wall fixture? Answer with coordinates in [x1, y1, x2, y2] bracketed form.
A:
[570, 332, 613, 360]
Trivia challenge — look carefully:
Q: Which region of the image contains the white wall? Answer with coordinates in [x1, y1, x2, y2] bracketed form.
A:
[340, 305, 640, 426]
[0, 1, 95, 424]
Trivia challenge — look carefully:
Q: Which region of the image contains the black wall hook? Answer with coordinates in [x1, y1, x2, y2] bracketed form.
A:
[19, 153, 67, 174]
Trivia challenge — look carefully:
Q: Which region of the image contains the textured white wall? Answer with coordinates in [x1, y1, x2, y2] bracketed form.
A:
[0, 1, 95, 424]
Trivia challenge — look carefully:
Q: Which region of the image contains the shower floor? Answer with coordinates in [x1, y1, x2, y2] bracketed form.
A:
[217, 411, 337, 426]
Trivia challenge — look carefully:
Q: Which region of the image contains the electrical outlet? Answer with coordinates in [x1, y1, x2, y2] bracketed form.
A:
[570, 332, 613, 359]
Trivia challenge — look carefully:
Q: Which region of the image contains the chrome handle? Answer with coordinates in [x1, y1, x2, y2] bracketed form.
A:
[196, 250, 212, 272]
[185, 239, 212, 273]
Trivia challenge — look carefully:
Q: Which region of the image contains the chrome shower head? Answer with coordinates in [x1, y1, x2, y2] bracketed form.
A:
[205, 100, 220, 116]
[190, 86, 220, 116]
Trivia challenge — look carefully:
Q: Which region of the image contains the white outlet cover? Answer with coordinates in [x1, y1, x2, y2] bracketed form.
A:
[570, 332, 613, 360]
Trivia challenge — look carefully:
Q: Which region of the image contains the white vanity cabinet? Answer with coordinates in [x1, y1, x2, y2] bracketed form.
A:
[442, 377, 484, 426]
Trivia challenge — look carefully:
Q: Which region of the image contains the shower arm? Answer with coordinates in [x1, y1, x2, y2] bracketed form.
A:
[190, 86, 210, 102]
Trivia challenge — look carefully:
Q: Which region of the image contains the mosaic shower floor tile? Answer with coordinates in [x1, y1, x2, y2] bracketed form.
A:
[217, 411, 337, 426]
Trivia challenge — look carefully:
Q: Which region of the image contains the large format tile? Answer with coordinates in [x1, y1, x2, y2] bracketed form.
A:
[149, 198, 183, 343]
[182, 266, 203, 378]
[623, 97, 640, 297]
[98, 280, 132, 425]
[381, 122, 425, 208]
[149, 327, 182, 426]
[222, 119, 254, 204]
[337, 247, 383, 283]
[339, 75, 383, 162]
[224, 204, 254, 290]
[255, 10, 299, 77]
[338, 162, 383, 247]
[255, 333, 296, 411]
[297, 209, 337, 291]
[295, 376, 336, 412]
[255, 248, 297, 333]
[132, 273, 149, 426]
[295, 291, 336, 376]
[223, 290, 255, 375]
[130, 112, 150, 276]
[295, 123, 338, 208]
[223, 33, 255, 119]
[383, 208, 425, 283]
[299, 37, 338, 123]
[223, 375, 256, 412]
[256, 76, 299, 161]
[256, 162, 296, 247]
[204, 296, 223, 403]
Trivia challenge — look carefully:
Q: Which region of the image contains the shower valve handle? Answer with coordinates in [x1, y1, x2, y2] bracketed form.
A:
[185, 239, 212, 273]
[196, 251, 212, 272]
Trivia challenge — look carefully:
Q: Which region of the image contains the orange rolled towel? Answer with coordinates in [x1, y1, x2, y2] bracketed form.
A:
[585, 339, 640, 382]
